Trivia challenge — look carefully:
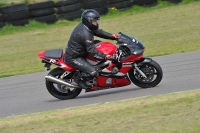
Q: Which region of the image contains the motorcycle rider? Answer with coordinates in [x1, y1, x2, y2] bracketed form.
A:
[64, 9, 120, 90]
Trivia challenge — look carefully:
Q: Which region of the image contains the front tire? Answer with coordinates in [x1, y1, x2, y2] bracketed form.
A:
[128, 60, 163, 88]
[46, 67, 82, 100]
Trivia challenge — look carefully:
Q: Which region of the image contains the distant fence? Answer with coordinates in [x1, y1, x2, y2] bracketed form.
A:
[0, 0, 182, 28]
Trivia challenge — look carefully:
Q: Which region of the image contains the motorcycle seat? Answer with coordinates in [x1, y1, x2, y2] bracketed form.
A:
[44, 49, 63, 59]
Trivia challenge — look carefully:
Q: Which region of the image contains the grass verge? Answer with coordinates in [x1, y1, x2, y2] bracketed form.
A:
[0, 89, 200, 133]
[0, 0, 200, 77]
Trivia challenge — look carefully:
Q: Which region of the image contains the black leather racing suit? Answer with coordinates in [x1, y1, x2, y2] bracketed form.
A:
[65, 22, 116, 80]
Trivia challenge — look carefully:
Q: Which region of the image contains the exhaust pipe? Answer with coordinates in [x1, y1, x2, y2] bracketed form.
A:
[45, 75, 80, 88]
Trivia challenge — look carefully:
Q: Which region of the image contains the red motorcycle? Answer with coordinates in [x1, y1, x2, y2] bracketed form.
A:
[38, 32, 163, 100]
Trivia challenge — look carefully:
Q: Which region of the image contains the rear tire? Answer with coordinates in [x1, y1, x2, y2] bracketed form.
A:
[46, 68, 82, 100]
[128, 60, 163, 88]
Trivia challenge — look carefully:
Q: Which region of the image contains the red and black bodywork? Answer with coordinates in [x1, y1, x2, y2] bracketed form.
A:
[38, 32, 162, 100]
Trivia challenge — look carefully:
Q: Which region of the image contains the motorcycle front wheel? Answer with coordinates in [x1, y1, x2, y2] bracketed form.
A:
[128, 60, 163, 88]
[46, 67, 82, 100]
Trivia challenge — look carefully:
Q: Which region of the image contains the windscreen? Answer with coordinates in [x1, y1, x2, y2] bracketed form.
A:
[117, 32, 145, 55]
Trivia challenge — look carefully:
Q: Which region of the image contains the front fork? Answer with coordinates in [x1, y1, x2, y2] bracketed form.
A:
[132, 57, 152, 79]
[134, 63, 147, 79]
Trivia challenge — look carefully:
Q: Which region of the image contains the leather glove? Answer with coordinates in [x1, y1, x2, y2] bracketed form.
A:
[112, 34, 120, 40]
[105, 54, 118, 62]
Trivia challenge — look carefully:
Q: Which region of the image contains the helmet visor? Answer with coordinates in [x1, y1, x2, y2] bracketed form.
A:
[92, 19, 99, 26]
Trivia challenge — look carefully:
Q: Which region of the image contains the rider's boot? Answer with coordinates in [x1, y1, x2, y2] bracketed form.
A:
[74, 71, 91, 90]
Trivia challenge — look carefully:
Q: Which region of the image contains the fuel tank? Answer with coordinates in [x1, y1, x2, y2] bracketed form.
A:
[86, 41, 117, 65]
[95, 41, 117, 55]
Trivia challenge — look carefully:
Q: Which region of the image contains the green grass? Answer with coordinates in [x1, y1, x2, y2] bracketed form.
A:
[0, 0, 200, 78]
[0, 89, 200, 133]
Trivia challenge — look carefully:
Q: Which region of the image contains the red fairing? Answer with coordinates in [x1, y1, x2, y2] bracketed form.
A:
[97, 76, 131, 87]
[115, 77, 131, 86]
[119, 66, 132, 74]
[38, 51, 77, 72]
[121, 54, 143, 63]
[105, 62, 132, 74]
[96, 42, 117, 55]
[118, 54, 143, 73]
[60, 53, 77, 71]
[38, 51, 45, 59]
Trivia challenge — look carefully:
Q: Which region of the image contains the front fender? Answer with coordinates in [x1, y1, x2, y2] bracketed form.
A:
[135, 57, 152, 66]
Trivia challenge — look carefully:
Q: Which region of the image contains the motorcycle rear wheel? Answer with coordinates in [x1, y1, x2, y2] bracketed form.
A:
[46, 67, 82, 100]
[128, 60, 163, 88]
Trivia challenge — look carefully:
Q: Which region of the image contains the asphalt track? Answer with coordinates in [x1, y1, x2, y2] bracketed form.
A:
[0, 51, 200, 118]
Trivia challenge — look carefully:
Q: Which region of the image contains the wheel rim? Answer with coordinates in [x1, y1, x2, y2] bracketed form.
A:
[135, 64, 158, 83]
[55, 84, 77, 94]
[51, 75, 78, 95]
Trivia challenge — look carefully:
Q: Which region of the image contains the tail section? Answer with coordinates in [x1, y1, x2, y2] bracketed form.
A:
[38, 49, 77, 71]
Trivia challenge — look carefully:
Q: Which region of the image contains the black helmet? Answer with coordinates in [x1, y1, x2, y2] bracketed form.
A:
[81, 9, 100, 31]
